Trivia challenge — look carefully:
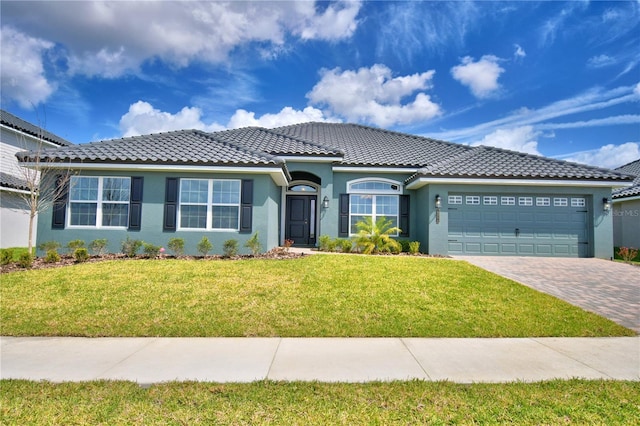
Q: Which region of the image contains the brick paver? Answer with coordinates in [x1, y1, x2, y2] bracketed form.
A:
[457, 257, 640, 333]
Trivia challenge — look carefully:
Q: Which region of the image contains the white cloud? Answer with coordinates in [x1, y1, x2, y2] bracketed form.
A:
[227, 106, 338, 129]
[0, 26, 55, 108]
[451, 55, 505, 99]
[634, 83, 640, 96]
[119, 101, 224, 137]
[514, 44, 526, 59]
[562, 142, 640, 169]
[587, 54, 616, 68]
[472, 126, 541, 155]
[2, 1, 363, 79]
[119, 101, 337, 137]
[307, 64, 441, 127]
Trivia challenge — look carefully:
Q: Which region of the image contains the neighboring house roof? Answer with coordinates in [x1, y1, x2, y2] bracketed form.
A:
[613, 159, 640, 199]
[1, 109, 72, 147]
[0, 172, 29, 192]
[15, 122, 634, 185]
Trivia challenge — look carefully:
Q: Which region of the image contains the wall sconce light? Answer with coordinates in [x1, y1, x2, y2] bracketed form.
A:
[322, 196, 330, 209]
[435, 194, 442, 224]
[603, 197, 611, 212]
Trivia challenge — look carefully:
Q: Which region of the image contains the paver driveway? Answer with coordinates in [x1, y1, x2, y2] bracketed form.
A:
[458, 257, 640, 333]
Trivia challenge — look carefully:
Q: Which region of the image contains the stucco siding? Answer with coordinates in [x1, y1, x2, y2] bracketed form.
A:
[613, 198, 640, 249]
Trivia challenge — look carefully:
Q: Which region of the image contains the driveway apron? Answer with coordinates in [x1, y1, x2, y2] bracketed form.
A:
[457, 257, 640, 333]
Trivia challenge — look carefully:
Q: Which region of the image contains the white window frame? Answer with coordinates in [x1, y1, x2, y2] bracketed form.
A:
[536, 197, 551, 206]
[448, 195, 463, 205]
[519, 197, 533, 206]
[347, 178, 402, 236]
[501, 196, 516, 206]
[483, 196, 498, 205]
[68, 176, 131, 229]
[178, 178, 241, 231]
[571, 197, 586, 207]
[554, 197, 568, 207]
[466, 195, 480, 205]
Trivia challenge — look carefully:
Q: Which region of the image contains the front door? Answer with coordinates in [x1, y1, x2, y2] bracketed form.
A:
[285, 195, 317, 246]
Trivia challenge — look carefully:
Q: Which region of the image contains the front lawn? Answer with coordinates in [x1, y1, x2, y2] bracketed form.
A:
[2, 380, 639, 424]
[0, 255, 633, 337]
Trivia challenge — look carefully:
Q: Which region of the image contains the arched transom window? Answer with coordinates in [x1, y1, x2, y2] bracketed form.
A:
[347, 178, 402, 235]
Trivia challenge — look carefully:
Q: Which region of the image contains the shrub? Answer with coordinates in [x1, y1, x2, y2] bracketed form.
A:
[339, 238, 353, 253]
[73, 247, 90, 263]
[142, 243, 162, 258]
[197, 236, 213, 257]
[66, 239, 85, 254]
[17, 252, 33, 269]
[38, 241, 62, 253]
[223, 239, 239, 258]
[244, 232, 262, 256]
[617, 247, 639, 263]
[398, 240, 411, 253]
[167, 238, 185, 257]
[89, 239, 109, 256]
[318, 235, 332, 251]
[122, 237, 143, 258]
[354, 217, 402, 254]
[283, 239, 294, 252]
[409, 241, 421, 255]
[1, 249, 14, 266]
[44, 249, 61, 263]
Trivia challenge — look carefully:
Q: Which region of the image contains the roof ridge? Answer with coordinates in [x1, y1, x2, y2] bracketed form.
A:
[260, 126, 345, 156]
[345, 122, 469, 151]
[194, 129, 284, 164]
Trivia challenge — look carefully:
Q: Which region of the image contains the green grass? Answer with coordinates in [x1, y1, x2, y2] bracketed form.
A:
[1, 256, 633, 337]
[2, 379, 639, 425]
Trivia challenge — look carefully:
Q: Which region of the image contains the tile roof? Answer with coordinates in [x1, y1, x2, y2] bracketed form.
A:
[408, 145, 632, 182]
[14, 121, 633, 184]
[1, 109, 72, 146]
[613, 159, 640, 199]
[0, 172, 29, 192]
[17, 129, 284, 167]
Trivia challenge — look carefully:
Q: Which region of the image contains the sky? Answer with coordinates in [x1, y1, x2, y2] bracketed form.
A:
[1, 0, 639, 169]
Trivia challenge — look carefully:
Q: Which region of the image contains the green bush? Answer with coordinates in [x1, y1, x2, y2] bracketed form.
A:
[197, 236, 213, 257]
[142, 243, 162, 258]
[409, 241, 421, 255]
[44, 249, 61, 263]
[244, 232, 262, 256]
[89, 239, 108, 256]
[167, 238, 185, 257]
[398, 240, 411, 253]
[38, 241, 62, 253]
[339, 239, 353, 253]
[121, 237, 143, 258]
[73, 248, 90, 263]
[223, 239, 239, 257]
[17, 252, 33, 269]
[0, 249, 14, 266]
[318, 235, 332, 251]
[354, 217, 402, 254]
[66, 239, 85, 254]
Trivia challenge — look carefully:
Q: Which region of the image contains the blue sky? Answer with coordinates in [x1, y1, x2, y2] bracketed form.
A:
[1, 1, 638, 169]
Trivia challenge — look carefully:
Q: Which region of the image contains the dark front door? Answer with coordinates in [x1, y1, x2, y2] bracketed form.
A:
[285, 195, 316, 246]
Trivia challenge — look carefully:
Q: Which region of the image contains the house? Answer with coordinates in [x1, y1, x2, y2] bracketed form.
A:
[17, 122, 633, 257]
[1, 110, 72, 248]
[613, 159, 640, 250]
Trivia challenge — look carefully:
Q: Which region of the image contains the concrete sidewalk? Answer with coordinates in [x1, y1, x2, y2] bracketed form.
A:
[1, 336, 638, 385]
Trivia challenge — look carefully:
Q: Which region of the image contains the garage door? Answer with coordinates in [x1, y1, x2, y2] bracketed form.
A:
[447, 194, 590, 257]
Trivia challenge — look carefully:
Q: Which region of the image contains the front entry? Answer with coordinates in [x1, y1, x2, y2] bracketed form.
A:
[285, 195, 317, 246]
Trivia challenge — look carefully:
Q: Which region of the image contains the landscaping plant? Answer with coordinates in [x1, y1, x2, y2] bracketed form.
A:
[0, 249, 14, 266]
[121, 237, 143, 258]
[167, 238, 185, 257]
[223, 239, 239, 258]
[44, 250, 61, 264]
[17, 252, 33, 269]
[38, 241, 61, 254]
[354, 217, 402, 254]
[142, 243, 162, 258]
[244, 232, 262, 256]
[89, 239, 108, 256]
[65, 239, 85, 254]
[73, 248, 90, 263]
[197, 236, 213, 257]
[617, 246, 639, 263]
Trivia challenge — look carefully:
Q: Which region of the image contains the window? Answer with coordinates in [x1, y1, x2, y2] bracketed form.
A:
[483, 196, 498, 205]
[69, 176, 130, 227]
[179, 179, 240, 230]
[519, 197, 533, 206]
[536, 197, 550, 206]
[466, 196, 480, 205]
[554, 197, 568, 207]
[348, 179, 401, 234]
[501, 196, 516, 206]
[448, 195, 462, 205]
[571, 198, 586, 207]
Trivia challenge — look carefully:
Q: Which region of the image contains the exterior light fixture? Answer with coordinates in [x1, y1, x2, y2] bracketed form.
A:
[322, 196, 330, 209]
[603, 197, 611, 212]
[435, 194, 442, 224]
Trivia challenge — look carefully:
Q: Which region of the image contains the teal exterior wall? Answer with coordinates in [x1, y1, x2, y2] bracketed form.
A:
[36, 170, 281, 256]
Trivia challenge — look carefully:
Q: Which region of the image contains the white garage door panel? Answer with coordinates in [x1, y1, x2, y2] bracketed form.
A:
[447, 194, 590, 257]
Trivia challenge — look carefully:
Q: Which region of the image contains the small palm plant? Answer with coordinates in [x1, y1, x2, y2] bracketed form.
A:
[354, 217, 402, 254]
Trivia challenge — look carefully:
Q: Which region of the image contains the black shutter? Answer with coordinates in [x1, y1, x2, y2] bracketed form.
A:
[128, 177, 143, 231]
[399, 194, 410, 237]
[163, 177, 178, 231]
[239, 179, 253, 233]
[338, 194, 349, 237]
[51, 175, 69, 229]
